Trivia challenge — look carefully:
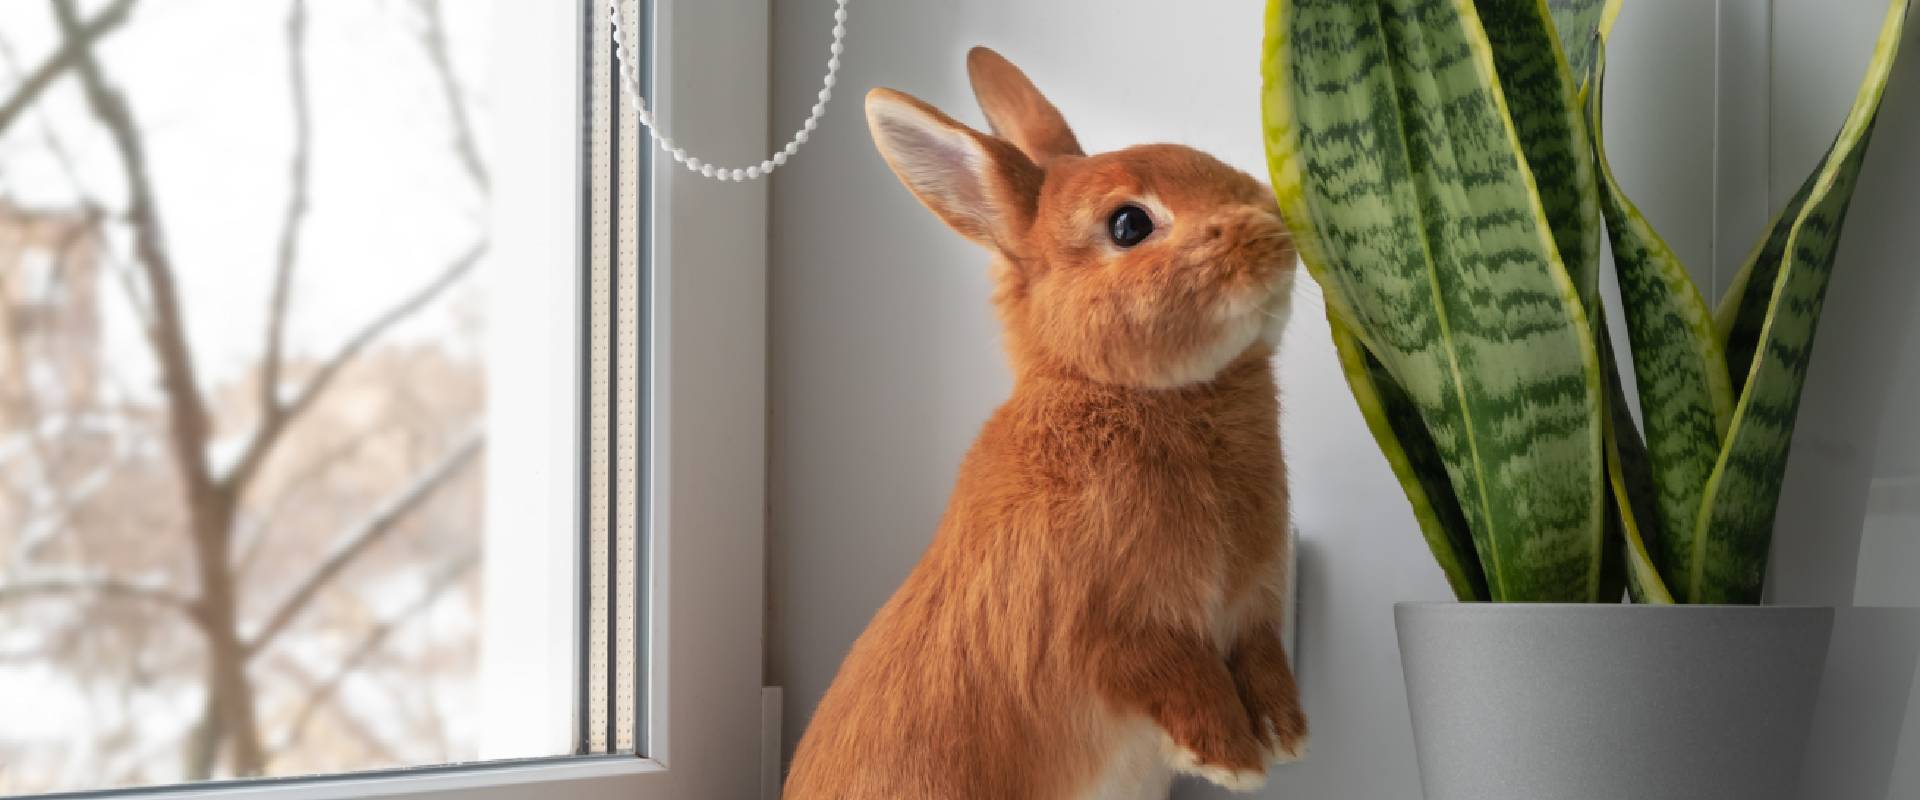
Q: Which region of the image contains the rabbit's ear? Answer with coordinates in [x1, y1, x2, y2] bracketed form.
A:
[967, 47, 1084, 162]
[866, 88, 1042, 253]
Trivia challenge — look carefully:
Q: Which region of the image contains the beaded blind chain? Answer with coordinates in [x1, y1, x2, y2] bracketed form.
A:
[609, 0, 848, 182]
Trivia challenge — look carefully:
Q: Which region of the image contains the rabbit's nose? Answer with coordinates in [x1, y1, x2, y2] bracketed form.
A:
[1209, 205, 1287, 242]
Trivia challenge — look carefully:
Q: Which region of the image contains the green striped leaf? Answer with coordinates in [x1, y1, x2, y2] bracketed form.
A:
[1586, 46, 1737, 601]
[1605, 410, 1677, 604]
[1714, 148, 1827, 374]
[1597, 329, 1676, 604]
[1479, 0, 1622, 597]
[1545, 0, 1621, 97]
[1690, 0, 1909, 604]
[1264, 0, 1607, 601]
[1479, 0, 1602, 334]
[1331, 318, 1490, 601]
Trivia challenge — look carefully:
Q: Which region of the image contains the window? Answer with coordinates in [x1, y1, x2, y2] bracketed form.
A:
[0, 0, 768, 797]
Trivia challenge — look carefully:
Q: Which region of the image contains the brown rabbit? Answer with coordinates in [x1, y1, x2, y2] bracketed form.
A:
[783, 47, 1304, 799]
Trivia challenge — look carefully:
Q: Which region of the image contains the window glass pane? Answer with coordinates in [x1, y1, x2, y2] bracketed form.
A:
[0, 0, 583, 792]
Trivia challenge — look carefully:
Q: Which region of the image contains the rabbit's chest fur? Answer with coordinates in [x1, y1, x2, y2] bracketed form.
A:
[1020, 356, 1287, 795]
[1014, 354, 1289, 638]
[785, 355, 1288, 799]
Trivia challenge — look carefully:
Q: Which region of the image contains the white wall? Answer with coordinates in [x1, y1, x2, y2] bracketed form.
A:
[765, 1, 1920, 797]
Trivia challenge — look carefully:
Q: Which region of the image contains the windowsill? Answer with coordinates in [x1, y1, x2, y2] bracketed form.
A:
[45, 756, 663, 800]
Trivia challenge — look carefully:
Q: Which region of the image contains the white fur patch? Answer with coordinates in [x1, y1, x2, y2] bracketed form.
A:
[1159, 264, 1297, 387]
[1258, 268, 1297, 347]
[1076, 717, 1174, 800]
[1156, 310, 1266, 387]
[1161, 732, 1267, 793]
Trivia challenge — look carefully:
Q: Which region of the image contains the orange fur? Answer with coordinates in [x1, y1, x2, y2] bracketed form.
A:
[784, 47, 1303, 799]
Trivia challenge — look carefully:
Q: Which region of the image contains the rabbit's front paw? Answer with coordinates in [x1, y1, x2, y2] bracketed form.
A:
[1093, 626, 1277, 792]
[1157, 718, 1268, 792]
[1241, 673, 1308, 763]
[1231, 633, 1309, 764]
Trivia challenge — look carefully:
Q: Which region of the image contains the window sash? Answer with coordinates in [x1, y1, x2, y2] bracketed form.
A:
[581, 0, 651, 758]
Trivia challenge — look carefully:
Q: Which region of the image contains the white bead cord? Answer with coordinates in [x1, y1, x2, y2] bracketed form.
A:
[609, 0, 848, 182]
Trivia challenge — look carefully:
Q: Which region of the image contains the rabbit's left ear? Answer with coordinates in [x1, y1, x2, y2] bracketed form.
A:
[866, 87, 1041, 254]
[967, 46, 1084, 163]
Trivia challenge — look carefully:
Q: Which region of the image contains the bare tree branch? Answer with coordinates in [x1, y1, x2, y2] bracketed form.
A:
[232, 423, 380, 576]
[0, 38, 155, 329]
[0, 573, 194, 612]
[258, 0, 312, 428]
[0, 0, 140, 140]
[412, 0, 488, 191]
[244, 429, 483, 656]
[54, 2, 283, 775]
[269, 547, 476, 759]
[267, 653, 403, 765]
[0, 210, 115, 564]
[225, 242, 483, 495]
[0, 293, 86, 563]
[51, 0, 217, 499]
[13, 455, 124, 564]
[229, 0, 492, 497]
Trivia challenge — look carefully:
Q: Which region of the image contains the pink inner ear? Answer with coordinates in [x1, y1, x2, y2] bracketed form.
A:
[871, 104, 995, 237]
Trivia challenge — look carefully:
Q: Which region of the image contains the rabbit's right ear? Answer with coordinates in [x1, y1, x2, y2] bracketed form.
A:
[866, 88, 1041, 253]
[966, 47, 1084, 162]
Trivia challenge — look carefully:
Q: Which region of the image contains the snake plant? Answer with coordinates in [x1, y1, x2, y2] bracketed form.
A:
[1261, 0, 1909, 603]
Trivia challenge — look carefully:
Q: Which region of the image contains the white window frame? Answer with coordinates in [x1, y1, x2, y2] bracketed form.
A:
[43, 0, 772, 796]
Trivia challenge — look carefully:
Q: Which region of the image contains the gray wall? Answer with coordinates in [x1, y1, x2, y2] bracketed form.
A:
[765, 1, 1920, 797]
[1767, 5, 1920, 799]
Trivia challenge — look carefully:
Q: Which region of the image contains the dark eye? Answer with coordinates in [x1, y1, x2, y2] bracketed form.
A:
[1108, 204, 1154, 248]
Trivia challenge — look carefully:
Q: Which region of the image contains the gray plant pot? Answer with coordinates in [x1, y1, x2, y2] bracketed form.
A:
[1395, 602, 1833, 800]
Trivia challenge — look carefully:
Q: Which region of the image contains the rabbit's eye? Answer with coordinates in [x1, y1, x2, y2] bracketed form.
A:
[1108, 204, 1153, 248]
